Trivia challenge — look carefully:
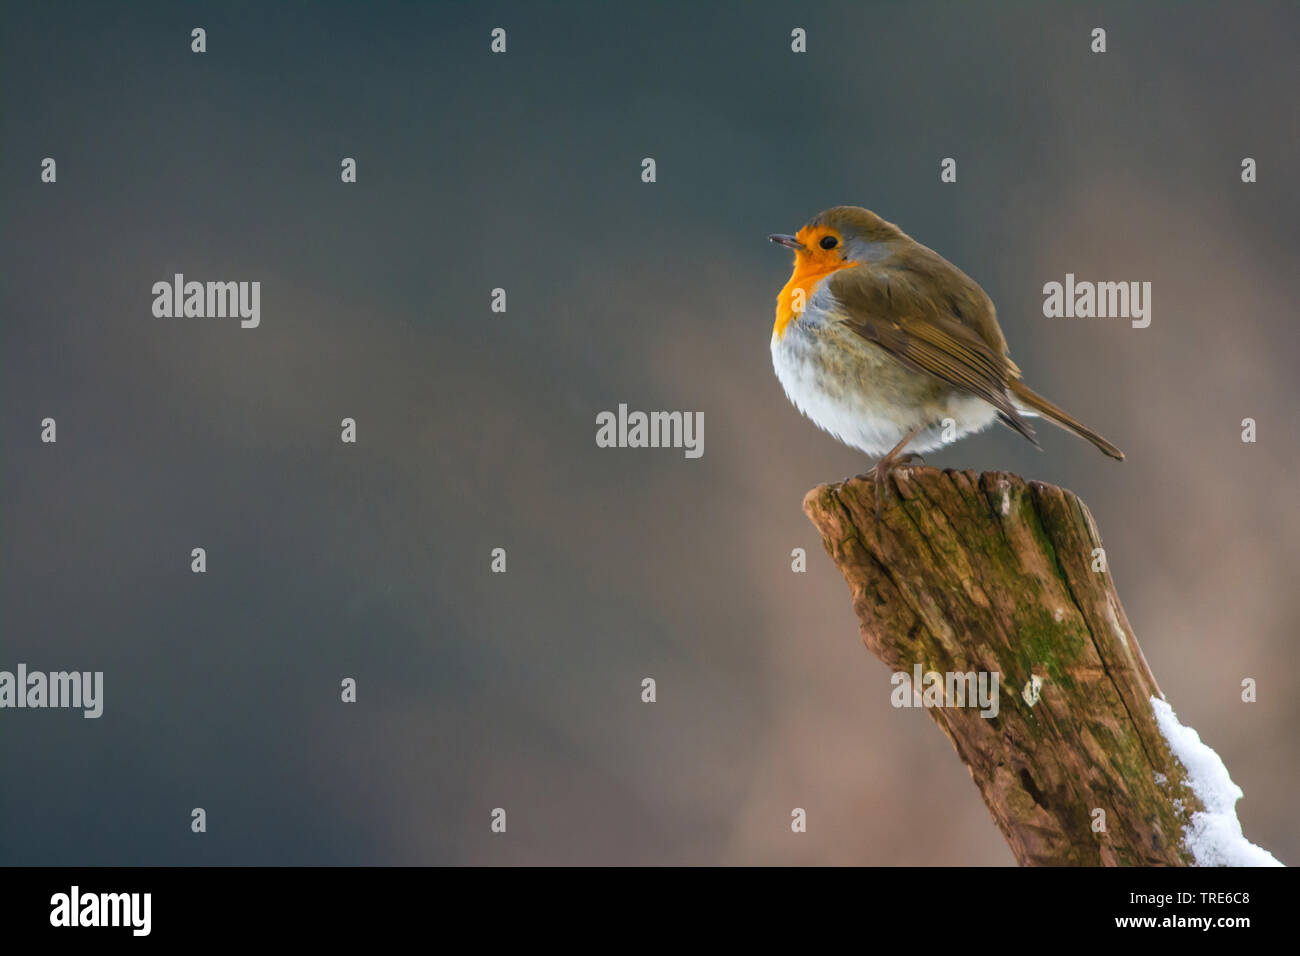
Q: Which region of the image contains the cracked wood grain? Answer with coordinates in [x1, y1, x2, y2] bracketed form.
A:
[803, 466, 1201, 866]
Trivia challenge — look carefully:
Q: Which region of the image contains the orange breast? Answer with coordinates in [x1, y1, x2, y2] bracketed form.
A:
[773, 260, 856, 340]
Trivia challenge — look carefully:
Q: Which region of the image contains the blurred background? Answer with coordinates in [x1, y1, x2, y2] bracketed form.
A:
[2, 1, 1296, 865]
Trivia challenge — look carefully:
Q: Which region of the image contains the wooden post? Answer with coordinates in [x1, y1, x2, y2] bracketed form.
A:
[803, 467, 1202, 865]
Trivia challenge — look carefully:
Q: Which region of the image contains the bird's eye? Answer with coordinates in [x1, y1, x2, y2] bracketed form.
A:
[820, 236, 839, 250]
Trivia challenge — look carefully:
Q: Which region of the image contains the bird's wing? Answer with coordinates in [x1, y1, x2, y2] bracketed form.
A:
[826, 265, 1038, 444]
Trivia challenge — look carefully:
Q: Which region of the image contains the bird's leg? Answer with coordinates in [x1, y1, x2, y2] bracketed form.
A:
[867, 426, 923, 522]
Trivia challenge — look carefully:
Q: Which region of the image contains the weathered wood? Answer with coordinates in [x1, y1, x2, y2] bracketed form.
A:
[804, 467, 1202, 866]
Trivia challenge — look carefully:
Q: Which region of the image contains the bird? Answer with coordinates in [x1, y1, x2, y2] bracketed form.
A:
[768, 206, 1123, 511]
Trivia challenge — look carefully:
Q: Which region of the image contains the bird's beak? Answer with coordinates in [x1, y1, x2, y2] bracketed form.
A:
[768, 233, 806, 252]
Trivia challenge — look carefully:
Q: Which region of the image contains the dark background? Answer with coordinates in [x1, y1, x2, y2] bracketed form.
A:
[2, 1, 1296, 864]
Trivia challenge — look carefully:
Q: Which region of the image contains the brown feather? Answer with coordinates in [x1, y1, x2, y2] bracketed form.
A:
[1007, 380, 1125, 460]
[826, 265, 1039, 446]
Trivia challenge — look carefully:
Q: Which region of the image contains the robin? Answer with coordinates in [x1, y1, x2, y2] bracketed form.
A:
[769, 206, 1123, 511]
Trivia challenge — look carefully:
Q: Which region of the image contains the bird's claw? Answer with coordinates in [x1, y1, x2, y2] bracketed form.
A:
[868, 453, 923, 526]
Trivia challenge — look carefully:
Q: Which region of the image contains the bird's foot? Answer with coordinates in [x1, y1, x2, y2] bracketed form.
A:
[867, 453, 923, 523]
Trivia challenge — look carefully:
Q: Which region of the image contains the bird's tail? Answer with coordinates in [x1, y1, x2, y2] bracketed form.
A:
[1007, 379, 1125, 461]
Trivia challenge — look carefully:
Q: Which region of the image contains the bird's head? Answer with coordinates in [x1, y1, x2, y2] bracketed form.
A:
[768, 206, 903, 273]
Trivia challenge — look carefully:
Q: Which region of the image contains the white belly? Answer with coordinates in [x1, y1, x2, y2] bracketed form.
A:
[771, 321, 999, 457]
